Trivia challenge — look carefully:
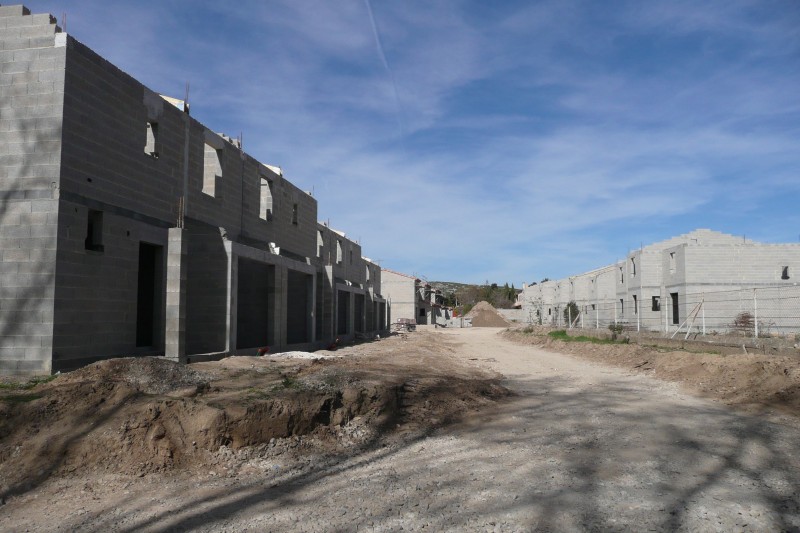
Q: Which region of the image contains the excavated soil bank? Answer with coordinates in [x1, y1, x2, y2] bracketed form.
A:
[504, 327, 800, 420]
[0, 332, 509, 500]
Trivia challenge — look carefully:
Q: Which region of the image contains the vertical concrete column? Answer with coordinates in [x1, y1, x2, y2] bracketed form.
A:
[349, 291, 355, 335]
[309, 273, 316, 343]
[273, 265, 288, 350]
[225, 242, 237, 353]
[165, 228, 187, 363]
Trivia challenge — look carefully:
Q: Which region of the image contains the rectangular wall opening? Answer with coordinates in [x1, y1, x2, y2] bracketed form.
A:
[85, 210, 104, 252]
[145, 121, 158, 158]
[203, 143, 222, 197]
[259, 176, 273, 220]
[337, 290, 350, 335]
[237, 258, 273, 349]
[136, 242, 163, 347]
[671, 292, 679, 325]
[287, 270, 312, 344]
[354, 294, 365, 333]
[652, 296, 661, 311]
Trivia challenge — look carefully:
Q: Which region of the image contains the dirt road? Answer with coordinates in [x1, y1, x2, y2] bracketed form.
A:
[3, 327, 800, 532]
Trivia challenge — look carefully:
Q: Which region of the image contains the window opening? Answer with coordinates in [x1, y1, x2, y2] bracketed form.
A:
[291, 203, 298, 225]
[652, 296, 661, 312]
[633, 294, 638, 315]
[259, 176, 273, 220]
[85, 210, 104, 252]
[145, 121, 158, 158]
[619, 299, 624, 316]
[631, 257, 636, 276]
[317, 230, 324, 258]
[619, 266, 624, 283]
[669, 252, 676, 274]
[781, 266, 790, 280]
[336, 240, 343, 264]
[202, 143, 222, 196]
[419, 308, 426, 317]
[671, 292, 679, 324]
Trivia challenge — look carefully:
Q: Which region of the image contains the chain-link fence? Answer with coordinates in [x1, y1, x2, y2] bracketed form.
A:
[523, 284, 800, 338]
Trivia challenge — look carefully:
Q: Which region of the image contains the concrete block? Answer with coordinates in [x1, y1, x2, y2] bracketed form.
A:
[9, 70, 37, 84]
[0, 6, 31, 17]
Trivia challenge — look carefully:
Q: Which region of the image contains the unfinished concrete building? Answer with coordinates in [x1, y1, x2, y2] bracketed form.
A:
[520, 229, 800, 335]
[315, 223, 386, 340]
[379, 269, 451, 326]
[0, 5, 387, 374]
[380, 269, 422, 325]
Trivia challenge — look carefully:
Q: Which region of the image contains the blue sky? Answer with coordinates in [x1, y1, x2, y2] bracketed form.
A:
[31, 0, 800, 285]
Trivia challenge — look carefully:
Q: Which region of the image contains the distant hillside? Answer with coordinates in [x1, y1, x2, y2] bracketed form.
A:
[428, 281, 521, 311]
[428, 281, 472, 294]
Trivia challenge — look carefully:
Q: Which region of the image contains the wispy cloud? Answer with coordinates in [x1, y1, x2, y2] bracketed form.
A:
[30, 0, 800, 283]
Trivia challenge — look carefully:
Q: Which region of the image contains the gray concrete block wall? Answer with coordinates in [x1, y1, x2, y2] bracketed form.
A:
[0, 5, 387, 372]
[315, 266, 335, 341]
[52, 199, 168, 369]
[185, 220, 229, 354]
[235, 158, 318, 260]
[286, 268, 312, 344]
[60, 38, 183, 225]
[380, 270, 418, 323]
[0, 8, 63, 374]
[683, 245, 800, 285]
[59, 33, 319, 260]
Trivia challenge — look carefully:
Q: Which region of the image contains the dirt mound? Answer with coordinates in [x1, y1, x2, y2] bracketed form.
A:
[0, 332, 509, 501]
[465, 301, 511, 327]
[56, 356, 213, 395]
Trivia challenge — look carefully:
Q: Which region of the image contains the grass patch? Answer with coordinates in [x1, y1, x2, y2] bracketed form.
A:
[642, 343, 721, 356]
[269, 376, 302, 393]
[0, 393, 42, 404]
[548, 330, 627, 345]
[0, 375, 57, 391]
[281, 376, 300, 389]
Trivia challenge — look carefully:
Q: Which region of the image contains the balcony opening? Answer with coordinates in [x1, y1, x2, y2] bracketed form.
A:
[259, 176, 273, 220]
[202, 143, 222, 197]
[144, 121, 158, 158]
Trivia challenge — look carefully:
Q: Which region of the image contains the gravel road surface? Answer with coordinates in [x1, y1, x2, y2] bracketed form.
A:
[3, 327, 799, 532]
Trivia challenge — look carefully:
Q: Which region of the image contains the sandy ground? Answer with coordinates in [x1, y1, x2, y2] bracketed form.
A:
[2, 327, 800, 532]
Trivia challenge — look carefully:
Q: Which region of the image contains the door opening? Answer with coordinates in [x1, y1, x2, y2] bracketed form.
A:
[136, 243, 162, 347]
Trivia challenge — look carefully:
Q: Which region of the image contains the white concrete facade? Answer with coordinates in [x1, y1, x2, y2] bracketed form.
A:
[519, 229, 800, 335]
